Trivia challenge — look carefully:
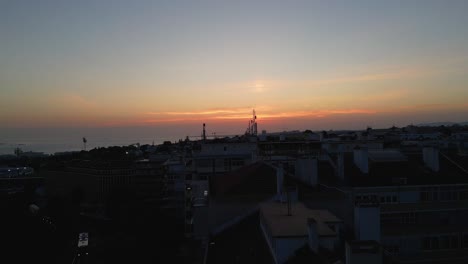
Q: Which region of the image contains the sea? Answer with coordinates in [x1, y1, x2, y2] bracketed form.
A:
[0, 127, 194, 155]
[0, 138, 169, 155]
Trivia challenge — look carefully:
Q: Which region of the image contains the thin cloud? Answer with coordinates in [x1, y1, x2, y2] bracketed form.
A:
[142, 108, 376, 124]
[148, 108, 253, 116]
[395, 103, 468, 111]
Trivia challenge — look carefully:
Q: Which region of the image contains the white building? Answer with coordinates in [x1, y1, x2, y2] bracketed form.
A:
[259, 202, 343, 264]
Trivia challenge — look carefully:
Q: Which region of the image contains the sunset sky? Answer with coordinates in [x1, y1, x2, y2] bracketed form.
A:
[2, 0, 468, 136]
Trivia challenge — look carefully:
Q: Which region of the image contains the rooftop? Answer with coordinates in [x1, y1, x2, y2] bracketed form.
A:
[66, 160, 134, 170]
[322, 150, 468, 187]
[368, 149, 408, 162]
[206, 212, 274, 264]
[260, 202, 342, 238]
[211, 162, 276, 196]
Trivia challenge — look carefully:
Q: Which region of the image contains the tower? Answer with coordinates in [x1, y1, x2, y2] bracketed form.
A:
[245, 109, 258, 136]
[253, 109, 258, 136]
[202, 123, 206, 141]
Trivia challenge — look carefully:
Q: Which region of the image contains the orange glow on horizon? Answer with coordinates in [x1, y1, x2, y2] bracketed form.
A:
[141, 108, 377, 124]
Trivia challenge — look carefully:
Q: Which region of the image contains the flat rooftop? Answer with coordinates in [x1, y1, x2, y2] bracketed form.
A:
[321, 150, 468, 187]
[260, 202, 342, 237]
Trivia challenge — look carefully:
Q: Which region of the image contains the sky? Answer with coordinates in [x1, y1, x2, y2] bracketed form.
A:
[1, 0, 468, 138]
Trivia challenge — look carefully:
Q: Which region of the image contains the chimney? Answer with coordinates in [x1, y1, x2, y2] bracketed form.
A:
[354, 200, 380, 242]
[423, 147, 439, 172]
[276, 164, 284, 201]
[307, 218, 319, 252]
[353, 147, 369, 173]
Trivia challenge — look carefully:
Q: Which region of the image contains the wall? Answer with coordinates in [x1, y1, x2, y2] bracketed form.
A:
[354, 206, 380, 242]
[275, 237, 308, 264]
[398, 190, 419, 203]
[320, 236, 338, 251]
[294, 158, 318, 186]
[345, 242, 382, 264]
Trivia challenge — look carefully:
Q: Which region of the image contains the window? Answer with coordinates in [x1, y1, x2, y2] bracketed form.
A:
[463, 234, 468, 248]
[421, 192, 429, 201]
[452, 236, 459, 249]
[439, 235, 459, 249]
[420, 187, 440, 202]
[381, 212, 416, 225]
[385, 245, 400, 256]
[422, 237, 440, 250]
[224, 159, 230, 171]
[440, 236, 450, 249]
[196, 159, 212, 167]
[430, 237, 439, 250]
[232, 159, 245, 167]
[460, 189, 468, 200]
[439, 186, 460, 201]
[379, 195, 398, 204]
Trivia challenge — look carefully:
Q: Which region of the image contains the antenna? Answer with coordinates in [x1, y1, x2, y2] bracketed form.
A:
[203, 123, 206, 141]
[253, 109, 258, 136]
[285, 186, 295, 216]
[245, 109, 258, 136]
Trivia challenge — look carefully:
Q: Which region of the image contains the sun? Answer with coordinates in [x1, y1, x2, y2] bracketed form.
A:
[249, 82, 265, 93]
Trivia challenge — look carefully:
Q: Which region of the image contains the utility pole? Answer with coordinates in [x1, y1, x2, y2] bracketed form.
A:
[82, 137, 87, 151]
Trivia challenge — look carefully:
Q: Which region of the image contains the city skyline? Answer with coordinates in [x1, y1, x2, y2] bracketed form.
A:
[2, 0, 468, 133]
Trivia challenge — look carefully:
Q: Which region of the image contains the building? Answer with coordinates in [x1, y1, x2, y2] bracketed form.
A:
[318, 146, 468, 263]
[44, 158, 166, 221]
[0, 167, 41, 196]
[259, 201, 343, 264]
[345, 240, 382, 264]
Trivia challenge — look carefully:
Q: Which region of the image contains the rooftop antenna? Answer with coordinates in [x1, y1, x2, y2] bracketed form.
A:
[82, 137, 87, 151]
[253, 109, 258, 136]
[245, 109, 258, 136]
[202, 123, 207, 142]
